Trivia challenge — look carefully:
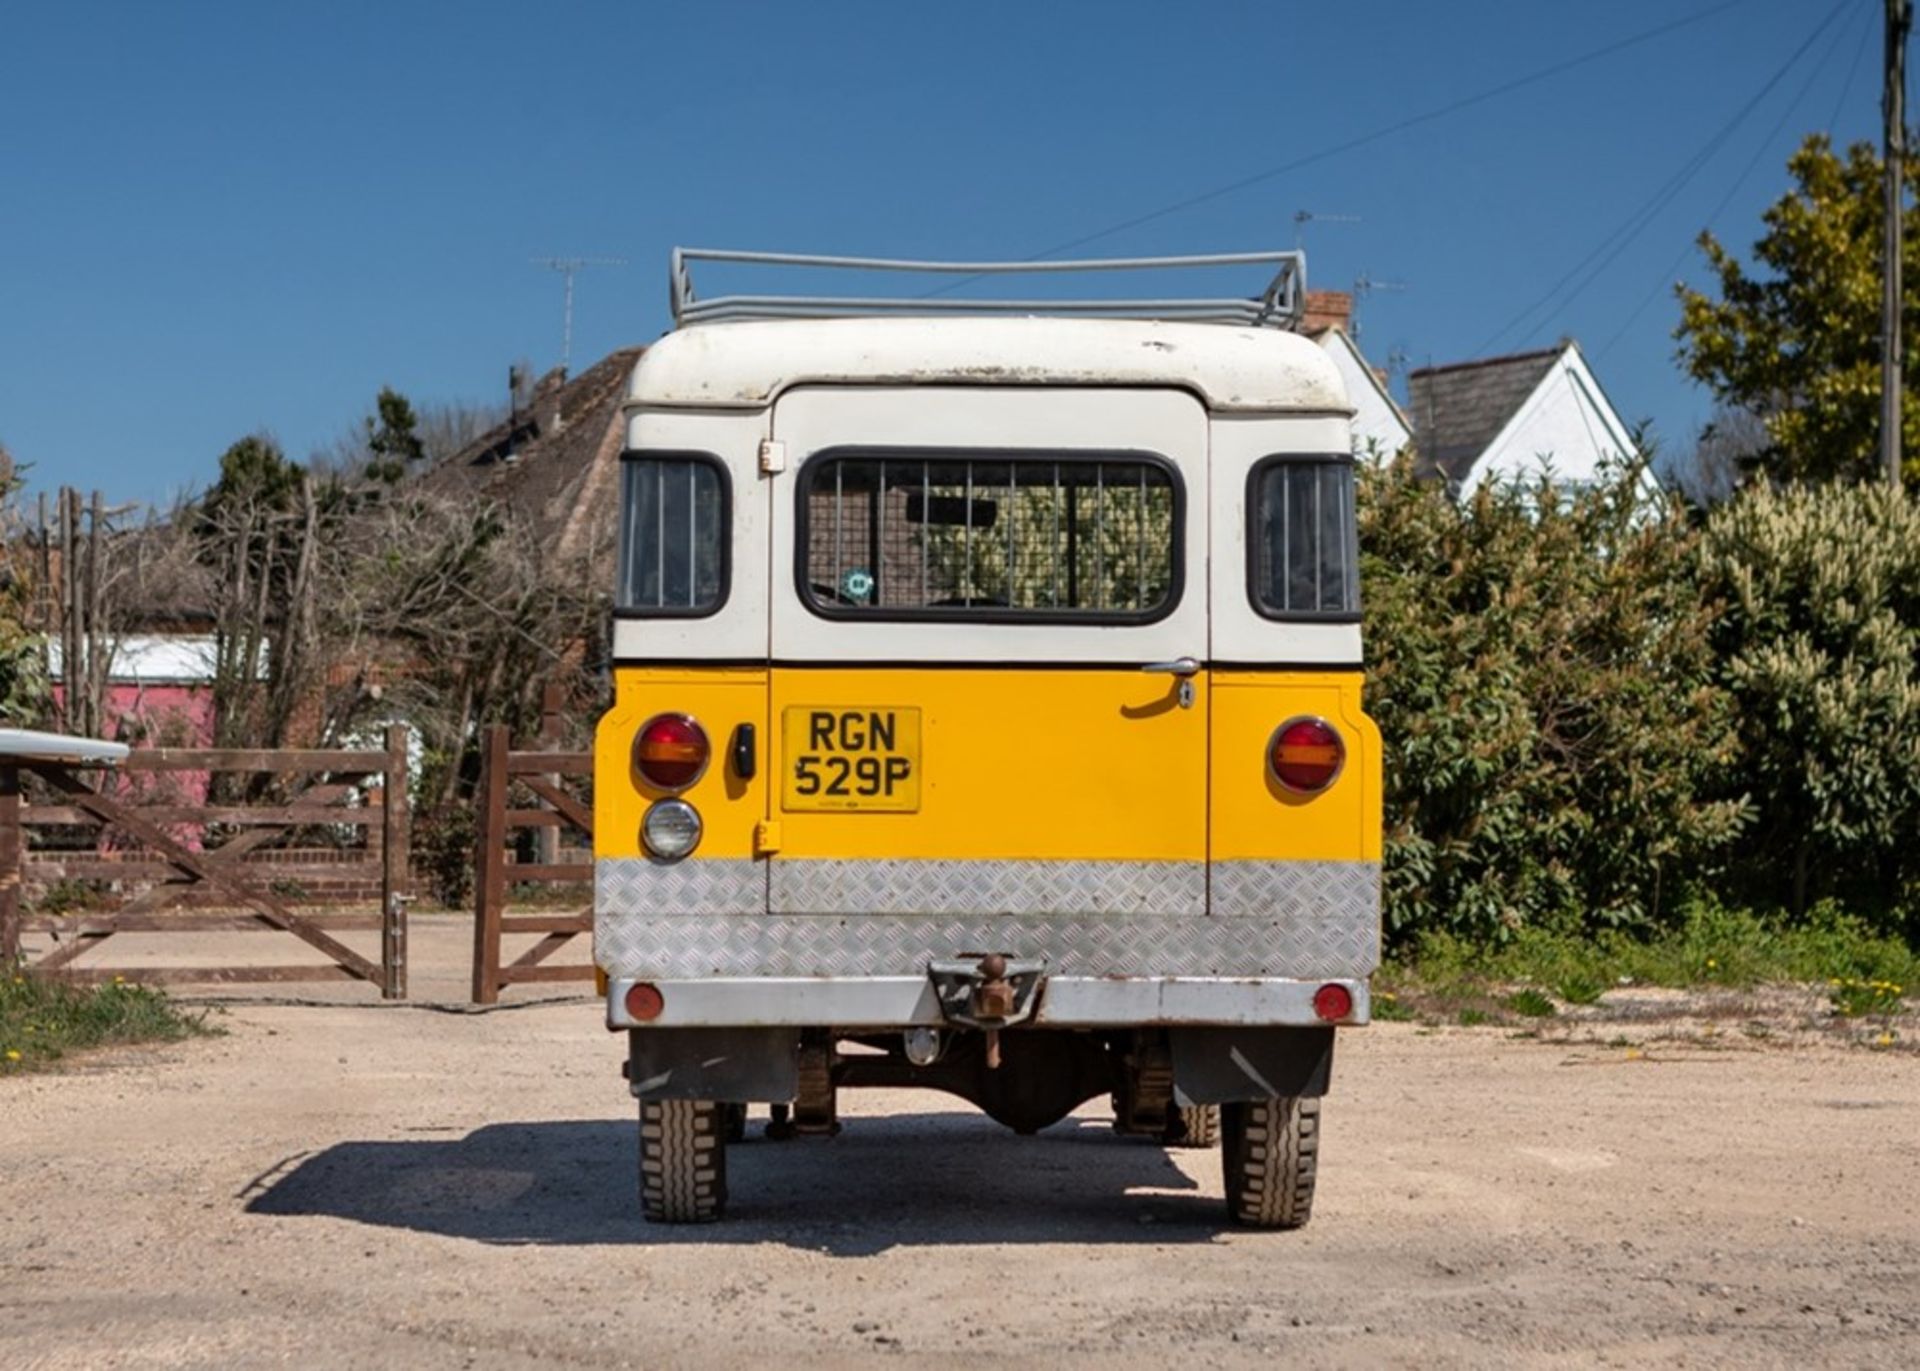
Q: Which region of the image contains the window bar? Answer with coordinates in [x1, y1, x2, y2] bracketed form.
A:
[869, 460, 884, 604]
[1004, 466, 1015, 607]
[1280, 468, 1291, 612]
[1094, 464, 1105, 610]
[1313, 467, 1324, 611]
[654, 463, 665, 607]
[1346, 469, 1359, 612]
[834, 462, 844, 592]
[1066, 480, 1079, 608]
[964, 461, 975, 605]
[1051, 463, 1062, 608]
[685, 461, 697, 607]
[921, 460, 930, 608]
[1136, 464, 1146, 608]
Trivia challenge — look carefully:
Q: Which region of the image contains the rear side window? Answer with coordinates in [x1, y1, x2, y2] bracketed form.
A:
[1249, 457, 1359, 619]
[799, 451, 1181, 622]
[617, 452, 728, 616]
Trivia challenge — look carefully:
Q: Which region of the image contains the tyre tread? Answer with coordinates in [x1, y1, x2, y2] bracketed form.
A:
[639, 1098, 727, 1223]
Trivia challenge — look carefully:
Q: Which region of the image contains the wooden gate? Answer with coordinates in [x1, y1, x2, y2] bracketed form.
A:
[470, 723, 594, 1004]
[0, 727, 411, 997]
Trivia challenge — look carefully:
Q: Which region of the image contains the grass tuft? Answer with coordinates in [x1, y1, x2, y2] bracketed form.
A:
[1, 969, 217, 1074]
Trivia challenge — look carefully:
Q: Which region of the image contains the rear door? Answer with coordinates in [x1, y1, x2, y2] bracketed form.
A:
[764, 385, 1209, 919]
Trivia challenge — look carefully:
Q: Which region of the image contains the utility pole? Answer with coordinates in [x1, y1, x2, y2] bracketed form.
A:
[1884, 0, 1910, 490]
[532, 256, 625, 378]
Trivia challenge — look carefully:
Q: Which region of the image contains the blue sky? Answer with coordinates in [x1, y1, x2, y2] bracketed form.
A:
[0, 0, 1891, 503]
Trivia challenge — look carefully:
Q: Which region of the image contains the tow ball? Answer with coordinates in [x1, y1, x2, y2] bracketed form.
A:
[926, 953, 1048, 1069]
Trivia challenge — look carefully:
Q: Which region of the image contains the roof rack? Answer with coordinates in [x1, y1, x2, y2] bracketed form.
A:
[667, 248, 1306, 331]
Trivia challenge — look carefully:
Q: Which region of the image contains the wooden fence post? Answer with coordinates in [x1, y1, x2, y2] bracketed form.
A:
[0, 764, 20, 966]
[471, 724, 509, 1005]
[380, 724, 410, 1000]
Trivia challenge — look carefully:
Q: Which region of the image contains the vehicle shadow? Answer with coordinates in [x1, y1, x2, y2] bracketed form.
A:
[244, 1111, 1226, 1252]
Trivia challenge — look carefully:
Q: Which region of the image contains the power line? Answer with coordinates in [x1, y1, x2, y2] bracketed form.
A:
[923, 0, 1757, 298]
[1596, 0, 1863, 361]
[1474, 0, 1850, 358]
[1827, 0, 1879, 133]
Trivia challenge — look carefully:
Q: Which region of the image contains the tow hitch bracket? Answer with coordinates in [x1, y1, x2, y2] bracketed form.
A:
[927, 953, 1048, 1030]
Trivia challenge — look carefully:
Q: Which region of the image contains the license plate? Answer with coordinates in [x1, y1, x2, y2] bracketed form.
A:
[781, 706, 921, 812]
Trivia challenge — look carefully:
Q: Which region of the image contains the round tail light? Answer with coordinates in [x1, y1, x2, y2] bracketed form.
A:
[1269, 716, 1345, 794]
[1312, 983, 1354, 1022]
[634, 713, 710, 790]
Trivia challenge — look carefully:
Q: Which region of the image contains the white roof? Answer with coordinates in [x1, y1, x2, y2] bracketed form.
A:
[48, 634, 222, 684]
[627, 317, 1353, 414]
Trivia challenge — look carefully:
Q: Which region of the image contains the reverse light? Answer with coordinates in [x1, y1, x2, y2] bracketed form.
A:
[624, 982, 665, 1022]
[634, 713, 710, 790]
[1268, 716, 1345, 794]
[1312, 983, 1354, 1022]
[642, 798, 703, 860]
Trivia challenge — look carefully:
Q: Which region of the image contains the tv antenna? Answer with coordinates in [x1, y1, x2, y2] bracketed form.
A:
[1293, 209, 1361, 250]
[532, 256, 625, 376]
[1351, 272, 1408, 340]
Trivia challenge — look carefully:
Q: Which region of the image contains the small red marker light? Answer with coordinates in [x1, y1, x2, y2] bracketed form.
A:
[1269, 716, 1345, 794]
[624, 982, 665, 1022]
[1312, 983, 1354, 1022]
[634, 714, 710, 791]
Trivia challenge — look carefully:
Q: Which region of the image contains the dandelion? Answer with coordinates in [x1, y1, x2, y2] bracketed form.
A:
[1706, 958, 1717, 969]
[112, 975, 126, 986]
[1877, 1032, 1896, 1047]
[4, 1050, 19, 1062]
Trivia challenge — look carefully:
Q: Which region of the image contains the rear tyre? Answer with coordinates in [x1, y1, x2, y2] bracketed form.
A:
[1164, 1104, 1220, 1148]
[1221, 1096, 1319, 1229]
[639, 1098, 727, 1223]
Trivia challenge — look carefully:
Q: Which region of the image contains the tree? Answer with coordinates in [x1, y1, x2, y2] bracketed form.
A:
[193, 435, 324, 750]
[0, 445, 49, 725]
[364, 386, 426, 483]
[1675, 133, 1920, 485]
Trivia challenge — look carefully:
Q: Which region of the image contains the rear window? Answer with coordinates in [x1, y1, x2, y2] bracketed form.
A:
[617, 452, 728, 616]
[1249, 457, 1359, 619]
[798, 452, 1181, 621]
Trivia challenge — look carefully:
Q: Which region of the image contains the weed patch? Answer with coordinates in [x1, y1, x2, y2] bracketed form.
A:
[1, 970, 216, 1074]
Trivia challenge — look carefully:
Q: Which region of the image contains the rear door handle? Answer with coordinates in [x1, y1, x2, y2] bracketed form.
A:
[731, 723, 757, 779]
[1140, 657, 1200, 709]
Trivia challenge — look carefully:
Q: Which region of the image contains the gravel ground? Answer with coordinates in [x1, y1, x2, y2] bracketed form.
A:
[2, 918, 1917, 1369]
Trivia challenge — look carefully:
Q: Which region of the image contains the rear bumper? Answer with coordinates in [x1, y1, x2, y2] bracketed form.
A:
[606, 975, 1369, 1030]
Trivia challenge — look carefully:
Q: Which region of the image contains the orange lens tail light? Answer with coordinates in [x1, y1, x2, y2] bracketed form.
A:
[634, 714, 710, 790]
[1269, 717, 1345, 794]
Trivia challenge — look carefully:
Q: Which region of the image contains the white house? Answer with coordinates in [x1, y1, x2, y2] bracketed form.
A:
[1297, 289, 1413, 460]
[1406, 340, 1642, 497]
[1314, 327, 1413, 460]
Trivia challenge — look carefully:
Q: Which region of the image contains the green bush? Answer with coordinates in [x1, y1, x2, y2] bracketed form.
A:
[1696, 482, 1919, 928]
[1359, 457, 1745, 944]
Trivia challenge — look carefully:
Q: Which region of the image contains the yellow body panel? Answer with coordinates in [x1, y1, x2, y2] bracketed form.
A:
[768, 669, 1207, 860]
[594, 667, 768, 861]
[594, 666, 1379, 867]
[1207, 671, 1380, 863]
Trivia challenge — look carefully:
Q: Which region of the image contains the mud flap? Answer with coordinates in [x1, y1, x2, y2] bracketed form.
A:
[626, 1028, 801, 1101]
[1168, 1026, 1334, 1103]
